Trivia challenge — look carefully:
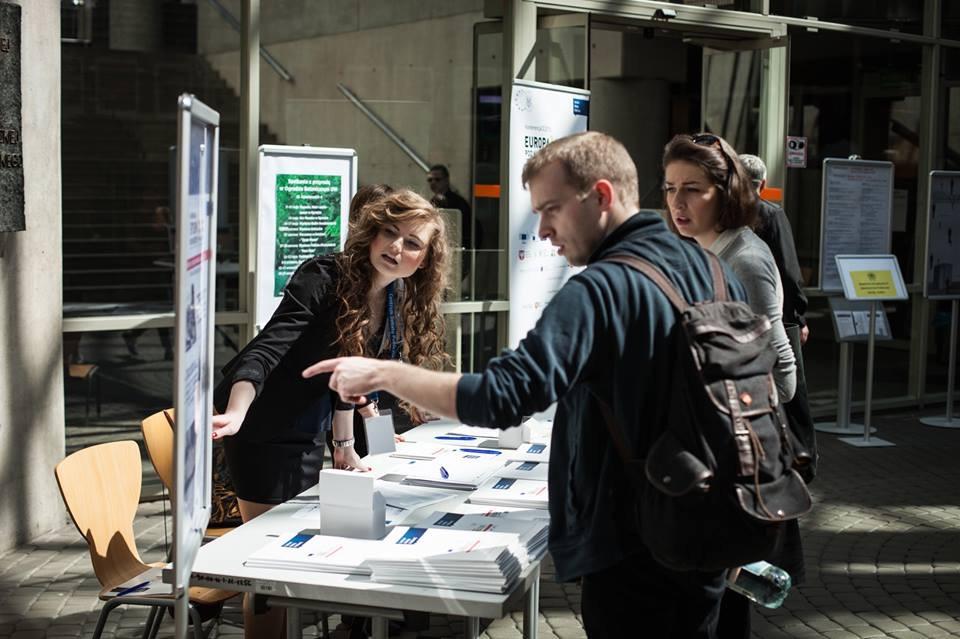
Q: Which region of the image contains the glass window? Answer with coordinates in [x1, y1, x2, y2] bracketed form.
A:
[62, 2, 241, 317]
[943, 2, 960, 41]
[769, 1, 924, 35]
[784, 29, 922, 403]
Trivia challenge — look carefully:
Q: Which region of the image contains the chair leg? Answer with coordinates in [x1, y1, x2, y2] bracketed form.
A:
[141, 606, 159, 639]
[147, 604, 166, 639]
[91, 599, 123, 639]
[188, 604, 205, 639]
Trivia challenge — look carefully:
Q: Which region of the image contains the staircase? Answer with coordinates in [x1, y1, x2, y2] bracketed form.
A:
[61, 45, 277, 309]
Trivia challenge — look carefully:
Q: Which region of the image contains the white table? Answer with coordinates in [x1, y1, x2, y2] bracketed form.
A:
[188, 420, 546, 639]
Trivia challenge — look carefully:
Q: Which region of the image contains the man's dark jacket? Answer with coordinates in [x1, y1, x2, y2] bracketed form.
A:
[755, 199, 807, 327]
[456, 212, 746, 582]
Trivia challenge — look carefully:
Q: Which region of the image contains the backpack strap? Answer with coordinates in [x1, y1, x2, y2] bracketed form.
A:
[602, 251, 729, 308]
[706, 251, 728, 302]
[601, 254, 689, 312]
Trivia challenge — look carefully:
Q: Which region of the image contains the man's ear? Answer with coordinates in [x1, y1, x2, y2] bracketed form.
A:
[595, 179, 616, 209]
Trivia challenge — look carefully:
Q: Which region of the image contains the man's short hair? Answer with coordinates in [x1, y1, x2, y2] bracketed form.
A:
[521, 131, 639, 209]
[738, 154, 767, 186]
[428, 164, 450, 178]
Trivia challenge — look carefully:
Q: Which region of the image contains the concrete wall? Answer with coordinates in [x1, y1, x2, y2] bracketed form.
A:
[202, 10, 484, 197]
[0, 0, 65, 553]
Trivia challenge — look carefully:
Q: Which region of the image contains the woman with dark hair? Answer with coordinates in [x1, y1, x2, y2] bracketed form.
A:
[662, 133, 796, 402]
[211, 188, 449, 638]
[663, 134, 799, 638]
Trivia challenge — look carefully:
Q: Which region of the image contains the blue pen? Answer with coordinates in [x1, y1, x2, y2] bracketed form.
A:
[459, 448, 502, 455]
[439, 466, 450, 479]
[435, 435, 476, 441]
[113, 580, 150, 597]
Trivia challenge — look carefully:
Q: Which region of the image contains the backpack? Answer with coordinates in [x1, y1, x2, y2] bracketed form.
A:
[598, 252, 813, 572]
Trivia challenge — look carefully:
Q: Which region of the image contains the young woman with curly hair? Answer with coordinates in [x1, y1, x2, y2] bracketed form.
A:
[211, 187, 449, 637]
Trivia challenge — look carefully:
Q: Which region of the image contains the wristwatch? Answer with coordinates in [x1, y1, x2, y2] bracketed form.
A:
[332, 437, 355, 449]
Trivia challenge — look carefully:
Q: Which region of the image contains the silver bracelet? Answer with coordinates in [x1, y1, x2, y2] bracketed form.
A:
[332, 437, 355, 449]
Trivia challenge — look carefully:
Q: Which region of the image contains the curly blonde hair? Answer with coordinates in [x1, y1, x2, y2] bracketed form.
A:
[334, 189, 450, 379]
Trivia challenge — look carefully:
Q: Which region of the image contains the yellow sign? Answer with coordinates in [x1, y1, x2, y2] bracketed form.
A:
[850, 270, 898, 298]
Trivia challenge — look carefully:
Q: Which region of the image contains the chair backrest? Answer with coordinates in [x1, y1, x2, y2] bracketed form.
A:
[141, 408, 175, 493]
[54, 440, 147, 589]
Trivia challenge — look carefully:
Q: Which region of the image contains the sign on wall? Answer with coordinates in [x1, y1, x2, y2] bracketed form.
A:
[785, 136, 807, 169]
[256, 145, 357, 331]
[0, 3, 23, 233]
[508, 80, 590, 347]
[925, 171, 960, 299]
[172, 94, 219, 637]
[818, 159, 894, 292]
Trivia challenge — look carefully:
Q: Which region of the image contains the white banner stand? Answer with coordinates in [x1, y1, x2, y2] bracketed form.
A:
[834, 254, 908, 447]
[171, 94, 220, 638]
[815, 298, 892, 435]
[919, 171, 960, 429]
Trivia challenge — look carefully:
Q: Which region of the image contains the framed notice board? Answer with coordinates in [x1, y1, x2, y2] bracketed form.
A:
[819, 159, 894, 292]
[924, 171, 960, 299]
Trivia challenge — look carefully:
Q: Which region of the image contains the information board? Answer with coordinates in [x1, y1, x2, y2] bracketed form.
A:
[256, 145, 357, 330]
[172, 94, 219, 636]
[819, 159, 894, 292]
[828, 297, 892, 343]
[835, 254, 908, 301]
[508, 80, 590, 347]
[924, 171, 960, 299]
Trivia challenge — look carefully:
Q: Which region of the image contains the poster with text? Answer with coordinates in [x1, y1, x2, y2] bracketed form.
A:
[818, 159, 893, 292]
[508, 80, 590, 347]
[925, 171, 960, 299]
[172, 95, 219, 634]
[257, 146, 356, 330]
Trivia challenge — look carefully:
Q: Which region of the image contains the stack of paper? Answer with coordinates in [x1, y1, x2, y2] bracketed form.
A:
[402, 450, 507, 491]
[498, 460, 549, 481]
[469, 476, 549, 509]
[505, 442, 550, 463]
[413, 510, 549, 563]
[374, 480, 461, 525]
[366, 526, 522, 593]
[243, 531, 373, 576]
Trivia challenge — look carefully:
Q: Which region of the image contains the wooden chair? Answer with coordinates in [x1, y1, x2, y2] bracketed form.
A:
[54, 441, 235, 639]
[141, 408, 237, 538]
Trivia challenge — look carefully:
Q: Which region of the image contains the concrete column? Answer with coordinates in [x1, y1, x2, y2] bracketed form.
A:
[239, 0, 260, 345]
[0, 0, 65, 553]
[498, 0, 536, 303]
[109, 0, 162, 52]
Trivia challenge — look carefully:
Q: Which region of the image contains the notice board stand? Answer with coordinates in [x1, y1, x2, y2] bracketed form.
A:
[833, 254, 907, 448]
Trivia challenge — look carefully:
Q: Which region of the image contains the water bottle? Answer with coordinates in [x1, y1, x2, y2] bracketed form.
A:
[727, 561, 792, 608]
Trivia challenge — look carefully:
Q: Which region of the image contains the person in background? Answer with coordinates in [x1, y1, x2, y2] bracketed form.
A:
[211, 188, 449, 639]
[427, 164, 476, 249]
[662, 134, 800, 638]
[307, 131, 746, 637]
[738, 154, 809, 344]
[663, 134, 797, 403]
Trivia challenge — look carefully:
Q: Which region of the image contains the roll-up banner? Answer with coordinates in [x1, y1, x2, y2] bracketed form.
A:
[507, 80, 590, 348]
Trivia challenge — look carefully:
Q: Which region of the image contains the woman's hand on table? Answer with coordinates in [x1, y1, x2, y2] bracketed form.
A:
[333, 446, 371, 472]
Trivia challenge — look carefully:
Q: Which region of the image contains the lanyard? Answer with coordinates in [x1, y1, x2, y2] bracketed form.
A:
[386, 281, 400, 361]
[369, 281, 400, 407]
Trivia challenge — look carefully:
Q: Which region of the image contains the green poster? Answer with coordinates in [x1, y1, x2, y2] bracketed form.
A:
[274, 174, 342, 295]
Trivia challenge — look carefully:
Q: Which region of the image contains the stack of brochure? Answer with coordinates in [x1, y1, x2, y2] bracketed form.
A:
[413, 510, 549, 563]
[498, 459, 549, 481]
[243, 531, 373, 576]
[401, 450, 507, 491]
[469, 476, 549, 509]
[505, 442, 550, 463]
[366, 526, 523, 593]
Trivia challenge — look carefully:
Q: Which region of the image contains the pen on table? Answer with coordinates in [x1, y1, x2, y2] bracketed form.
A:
[459, 448, 501, 455]
[439, 466, 450, 479]
[435, 435, 476, 441]
[114, 580, 150, 597]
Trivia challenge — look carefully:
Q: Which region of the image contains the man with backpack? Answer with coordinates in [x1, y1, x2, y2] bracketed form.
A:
[305, 131, 807, 637]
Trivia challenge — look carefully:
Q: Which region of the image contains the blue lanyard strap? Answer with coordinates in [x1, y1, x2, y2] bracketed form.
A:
[369, 282, 400, 406]
[386, 281, 400, 361]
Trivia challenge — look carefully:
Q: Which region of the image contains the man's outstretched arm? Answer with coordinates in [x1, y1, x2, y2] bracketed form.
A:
[303, 357, 461, 421]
